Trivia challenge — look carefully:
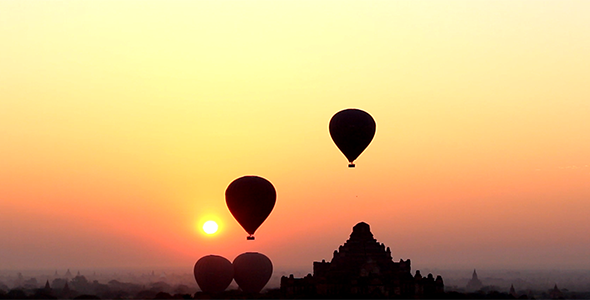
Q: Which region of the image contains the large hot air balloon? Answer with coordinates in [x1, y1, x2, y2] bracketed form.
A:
[233, 252, 273, 294]
[225, 176, 276, 240]
[329, 108, 376, 168]
[194, 255, 234, 293]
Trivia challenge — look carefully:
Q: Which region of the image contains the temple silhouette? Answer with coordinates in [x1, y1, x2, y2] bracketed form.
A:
[280, 222, 444, 298]
[466, 269, 483, 291]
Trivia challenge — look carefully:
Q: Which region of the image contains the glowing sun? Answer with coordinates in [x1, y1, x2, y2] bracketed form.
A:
[202, 220, 219, 234]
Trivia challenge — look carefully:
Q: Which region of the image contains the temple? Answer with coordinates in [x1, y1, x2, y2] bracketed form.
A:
[466, 269, 483, 291]
[281, 222, 444, 298]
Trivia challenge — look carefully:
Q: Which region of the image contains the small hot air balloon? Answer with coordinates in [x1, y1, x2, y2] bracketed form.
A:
[233, 252, 273, 294]
[225, 176, 276, 240]
[194, 255, 234, 293]
[329, 108, 376, 168]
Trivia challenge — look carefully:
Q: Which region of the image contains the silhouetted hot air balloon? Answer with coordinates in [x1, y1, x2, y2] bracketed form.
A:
[329, 108, 376, 168]
[233, 252, 273, 294]
[194, 255, 234, 293]
[225, 176, 276, 240]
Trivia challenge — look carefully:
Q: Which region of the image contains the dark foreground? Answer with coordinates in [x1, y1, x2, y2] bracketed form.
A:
[0, 289, 590, 300]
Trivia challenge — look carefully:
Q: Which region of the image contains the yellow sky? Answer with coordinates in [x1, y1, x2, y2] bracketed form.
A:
[1, 1, 589, 271]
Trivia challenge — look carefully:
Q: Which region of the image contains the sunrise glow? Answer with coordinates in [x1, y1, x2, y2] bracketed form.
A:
[202, 221, 219, 235]
[1, 1, 589, 273]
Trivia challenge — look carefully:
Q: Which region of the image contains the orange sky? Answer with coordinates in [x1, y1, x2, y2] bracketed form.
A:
[1, 1, 589, 272]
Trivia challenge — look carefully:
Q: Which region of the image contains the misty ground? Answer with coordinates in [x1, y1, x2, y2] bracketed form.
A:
[2, 267, 590, 295]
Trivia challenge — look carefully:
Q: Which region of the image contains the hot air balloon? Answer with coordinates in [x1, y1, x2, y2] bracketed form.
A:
[225, 176, 276, 240]
[194, 255, 234, 293]
[329, 108, 376, 168]
[233, 252, 273, 294]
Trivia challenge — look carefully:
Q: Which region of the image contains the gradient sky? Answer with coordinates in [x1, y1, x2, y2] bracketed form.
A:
[1, 1, 589, 273]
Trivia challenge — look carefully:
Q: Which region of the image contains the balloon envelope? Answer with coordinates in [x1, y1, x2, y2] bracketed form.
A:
[194, 255, 234, 293]
[329, 108, 376, 167]
[233, 252, 273, 293]
[225, 176, 276, 240]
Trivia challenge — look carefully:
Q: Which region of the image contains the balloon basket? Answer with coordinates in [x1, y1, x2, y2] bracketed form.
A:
[348, 163, 355, 168]
[247, 236, 255, 240]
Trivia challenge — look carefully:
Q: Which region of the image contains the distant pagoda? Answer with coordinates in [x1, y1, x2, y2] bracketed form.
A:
[281, 222, 444, 298]
[466, 269, 483, 291]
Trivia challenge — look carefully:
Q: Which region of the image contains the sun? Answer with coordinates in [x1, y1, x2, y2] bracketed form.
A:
[202, 220, 219, 235]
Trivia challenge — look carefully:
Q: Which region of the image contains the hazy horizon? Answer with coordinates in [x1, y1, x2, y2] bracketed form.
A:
[3, 266, 590, 293]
